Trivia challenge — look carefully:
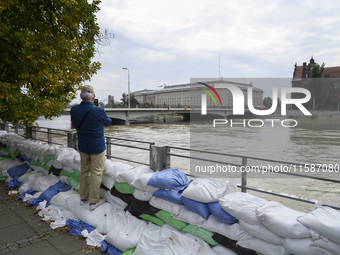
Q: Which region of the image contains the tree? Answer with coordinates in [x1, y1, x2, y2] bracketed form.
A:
[0, 0, 107, 125]
[120, 93, 140, 108]
[263, 97, 272, 108]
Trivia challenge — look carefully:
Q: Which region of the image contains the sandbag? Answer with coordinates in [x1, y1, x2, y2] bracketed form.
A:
[149, 197, 186, 216]
[297, 206, 340, 244]
[140, 214, 165, 227]
[96, 206, 126, 234]
[134, 222, 172, 255]
[181, 196, 211, 219]
[182, 177, 228, 203]
[237, 237, 290, 255]
[105, 212, 147, 252]
[64, 193, 83, 215]
[212, 245, 238, 255]
[198, 216, 252, 242]
[119, 166, 158, 192]
[105, 161, 134, 182]
[7, 163, 30, 178]
[256, 201, 310, 238]
[102, 174, 116, 190]
[32, 173, 60, 192]
[50, 189, 79, 207]
[76, 202, 111, 229]
[282, 238, 334, 255]
[153, 189, 184, 205]
[207, 202, 238, 224]
[147, 168, 190, 190]
[311, 238, 340, 255]
[212, 233, 257, 255]
[156, 210, 188, 231]
[110, 187, 134, 204]
[105, 190, 129, 208]
[218, 192, 268, 225]
[182, 224, 218, 246]
[37, 180, 71, 205]
[162, 229, 200, 255]
[114, 182, 134, 194]
[173, 206, 206, 226]
[126, 198, 160, 217]
[133, 188, 153, 201]
[239, 219, 283, 245]
[197, 239, 220, 255]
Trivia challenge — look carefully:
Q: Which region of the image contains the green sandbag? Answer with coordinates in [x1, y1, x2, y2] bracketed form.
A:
[0, 170, 7, 180]
[60, 170, 72, 177]
[122, 248, 135, 255]
[72, 169, 80, 182]
[182, 224, 218, 246]
[140, 213, 165, 226]
[42, 165, 50, 171]
[0, 154, 11, 161]
[156, 210, 188, 231]
[29, 159, 43, 167]
[43, 155, 55, 162]
[66, 176, 79, 190]
[114, 182, 134, 194]
[10, 150, 21, 159]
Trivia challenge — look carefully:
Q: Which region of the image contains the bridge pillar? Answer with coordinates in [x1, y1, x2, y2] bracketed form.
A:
[149, 145, 170, 171]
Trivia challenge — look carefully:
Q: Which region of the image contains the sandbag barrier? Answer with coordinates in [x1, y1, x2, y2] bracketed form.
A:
[1, 132, 340, 255]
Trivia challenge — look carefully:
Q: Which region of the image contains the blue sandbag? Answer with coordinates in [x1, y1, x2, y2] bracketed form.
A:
[181, 197, 211, 219]
[17, 189, 38, 200]
[21, 154, 32, 162]
[5, 176, 23, 190]
[31, 181, 71, 207]
[207, 202, 238, 224]
[152, 189, 184, 205]
[7, 163, 30, 178]
[101, 240, 123, 255]
[147, 168, 190, 190]
[67, 219, 95, 236]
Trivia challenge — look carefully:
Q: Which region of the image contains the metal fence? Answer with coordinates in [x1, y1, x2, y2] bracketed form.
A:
[1, 122, 340, 210]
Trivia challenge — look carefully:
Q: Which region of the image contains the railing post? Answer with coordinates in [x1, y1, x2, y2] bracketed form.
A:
[67, 131, 77, 149]
[26, 126, 36, 139]
[241, 157, 247, 193]
[106, 137, 111, 159]
[47, 129, 52, 144]
[149, 144, 170, 171]
[14, 124, 18, 134]
[4, 123, 9, 132]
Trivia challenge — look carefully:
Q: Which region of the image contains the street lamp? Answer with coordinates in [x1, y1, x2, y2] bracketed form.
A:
[122, 67, 130, 108]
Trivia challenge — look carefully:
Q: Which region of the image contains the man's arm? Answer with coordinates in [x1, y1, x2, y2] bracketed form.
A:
[71, 120, 75, 129]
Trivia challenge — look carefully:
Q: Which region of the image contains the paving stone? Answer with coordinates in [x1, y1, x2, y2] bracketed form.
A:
[28, 235, 41, 244]
[19, 241, 30, 248]
[7, 242, 19, 251]
[0, 247, 10, 254]
[16, 238, 28, 245]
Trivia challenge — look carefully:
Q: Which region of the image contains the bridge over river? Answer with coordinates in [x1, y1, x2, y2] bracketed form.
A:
[63, 108, 239, 124]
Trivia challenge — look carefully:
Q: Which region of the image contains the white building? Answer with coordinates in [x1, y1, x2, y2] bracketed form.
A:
[131, 79, 263, 108]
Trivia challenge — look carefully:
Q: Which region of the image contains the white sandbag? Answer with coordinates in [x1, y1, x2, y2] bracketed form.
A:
[104, 159, 116, 173]
[51, 159, 64, 170]
[133, 188, 153, 201]
[101, 174, 116, 190]
[105, 212, 147, 252]
[76, 202, 110, 228]
[173, 206, 206, 226]
[35, 144, 54, 156]
[23, 191, 42, 202]
[238, 237, 290, 255]
[86, 229, 106, 247]
[118, 165, 155, 190]
[282, 238, 334, 255]
[198, 215, 252, 241]
[297, 206, 340, 244]
[104, 161, 133, 182]
[19, 171, 47, 193]
[32, 173, 60, 192]
[239, 219, 283, 245]
[50, 189, 78, 207]
[131, 172, 159, 192]
[312, 239, 340, 255]
[17, 168, 33, 183]
[218, 192, 268, 225]
[104, 190, 128, 208]
[256, 201, 310, 238]
[0, 158, 22, 170]
[197, 239, 220, 255]
[96, 206, 126, 234]
[64, 193, 83, 215]
[182, 177, 228, 203]
[212, 245, 238, 255]
[149, 197, 186, 216]
[162, 229, 200, 255]
[134, 222, 172, 255]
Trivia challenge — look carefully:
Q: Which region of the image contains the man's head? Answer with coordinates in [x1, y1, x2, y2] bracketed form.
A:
[80, 85, 95, 101]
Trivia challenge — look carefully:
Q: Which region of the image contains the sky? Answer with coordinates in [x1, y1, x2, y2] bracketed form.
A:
[79, 0, 340, 104]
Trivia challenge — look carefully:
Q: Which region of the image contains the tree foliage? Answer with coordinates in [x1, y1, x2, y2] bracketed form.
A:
[0, 0, 104, 125]
[120, 93, 140, 108]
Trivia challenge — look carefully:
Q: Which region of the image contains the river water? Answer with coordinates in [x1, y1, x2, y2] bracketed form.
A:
[37, 111, 340, 212]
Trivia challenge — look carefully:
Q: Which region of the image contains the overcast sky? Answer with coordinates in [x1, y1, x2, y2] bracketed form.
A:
[79, 0, 340, 104]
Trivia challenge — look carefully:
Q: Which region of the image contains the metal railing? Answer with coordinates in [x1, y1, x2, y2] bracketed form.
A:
[1, 121, 340, 210]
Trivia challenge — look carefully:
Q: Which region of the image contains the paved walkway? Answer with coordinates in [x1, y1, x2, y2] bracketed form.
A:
[0, 180, 102, 255]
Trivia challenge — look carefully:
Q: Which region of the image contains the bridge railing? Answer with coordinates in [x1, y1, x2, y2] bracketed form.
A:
[1, 122, 340, 210]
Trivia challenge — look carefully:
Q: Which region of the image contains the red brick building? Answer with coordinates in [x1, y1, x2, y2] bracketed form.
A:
[292, 56, 340, 88]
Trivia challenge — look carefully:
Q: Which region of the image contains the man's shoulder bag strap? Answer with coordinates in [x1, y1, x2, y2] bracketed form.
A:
[76, 105, 96, 131]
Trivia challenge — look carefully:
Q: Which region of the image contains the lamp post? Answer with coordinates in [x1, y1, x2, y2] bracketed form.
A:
[122, 67, 130, 108]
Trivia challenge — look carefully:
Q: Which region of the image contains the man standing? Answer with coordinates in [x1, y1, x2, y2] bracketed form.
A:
[71, 85, 112, 211]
